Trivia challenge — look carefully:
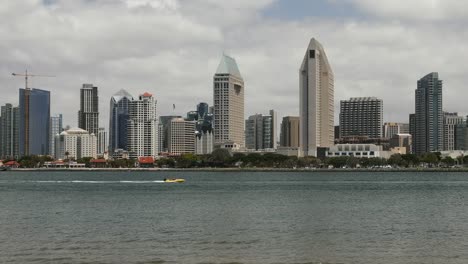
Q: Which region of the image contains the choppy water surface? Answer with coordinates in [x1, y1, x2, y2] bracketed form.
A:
[1, 171, 468, 264]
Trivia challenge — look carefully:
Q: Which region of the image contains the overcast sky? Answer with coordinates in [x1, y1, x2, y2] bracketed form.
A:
[2, 0, 468, 129]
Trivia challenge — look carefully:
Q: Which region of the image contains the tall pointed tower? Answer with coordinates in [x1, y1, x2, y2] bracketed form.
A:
[299, 38, 334, 156]
[213, 54, 245, 148]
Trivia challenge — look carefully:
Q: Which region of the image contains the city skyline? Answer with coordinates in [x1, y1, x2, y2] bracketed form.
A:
[3, 1, 468, 130]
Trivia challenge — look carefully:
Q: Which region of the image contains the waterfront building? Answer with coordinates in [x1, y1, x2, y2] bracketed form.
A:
[19, 88, 50, 156]
[168, 118, 196, 155]
[158, 115, 182, 153]
[280, 116, 300, 148]
[0, 104, 19, 159]
[97, 127, 108, 155]
[194, 103, 214, 155]
[127, 92, 158, 158]
[78, 84, 99, 135]
[384, 122, 409, 139]
[339, 97, 383, 139]
[443, 112, 465, 151]
[299, 38, 334, 156]
[55, 127, 97, 160]
[49, 114, 63, 157]
[389, 134, 412, 154]
[409, 113, 416, 154]
[245, 110, 277, 151]
[455, 121, 468, 151]
[213, 54, 245, 148]
[326, 144, 391, 159]
[414, 72, 443, 155]
[109, 89, 133, 153]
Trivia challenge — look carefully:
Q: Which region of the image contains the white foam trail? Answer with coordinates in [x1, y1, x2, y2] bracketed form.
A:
[2, 180, 167, 184]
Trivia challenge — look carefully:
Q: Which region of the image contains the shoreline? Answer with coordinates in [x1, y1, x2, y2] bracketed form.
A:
[4, 167, 468, 172]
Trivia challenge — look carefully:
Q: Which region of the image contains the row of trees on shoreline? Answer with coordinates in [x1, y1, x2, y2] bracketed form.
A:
[5, 149, 467, 169]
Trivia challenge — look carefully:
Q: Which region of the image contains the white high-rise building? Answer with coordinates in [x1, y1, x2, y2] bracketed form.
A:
[127, 92, 158, 158]
[55, 127, 97, 160]
[213, 54, 245, 148]
[97, 127, 108, 155]
[168, 118, 196, 155]
[299, 38, 334, 157]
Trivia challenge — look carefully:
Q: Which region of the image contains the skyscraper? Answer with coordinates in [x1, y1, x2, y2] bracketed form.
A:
[49, 114, 63, 157]
[127, 92, 158, 158]
[109, 89, 133, 153]
[1, 103, 20, 159]
[280, 116, 300, 148]
[339, 97, 383, 139]
[245, 110, 277, 150]
[19, 88, 50, 156]
[213, 54, 245, 148]
[299, 38, 334, 156]
[414, 72, 443, 155]
[97, 127, 108, 155]
[78, 84, 99, 135]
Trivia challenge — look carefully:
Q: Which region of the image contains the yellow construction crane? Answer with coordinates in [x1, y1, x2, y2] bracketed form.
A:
[12, 70, 55, 89]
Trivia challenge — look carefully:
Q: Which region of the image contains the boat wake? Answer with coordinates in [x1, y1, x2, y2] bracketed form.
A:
[0, 180, 166, 184]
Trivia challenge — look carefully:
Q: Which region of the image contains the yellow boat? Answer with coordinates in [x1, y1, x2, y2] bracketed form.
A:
[164, 178, 185, 183]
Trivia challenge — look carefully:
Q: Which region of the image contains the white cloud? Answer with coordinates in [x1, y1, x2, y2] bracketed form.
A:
[1, 0, 467, 134]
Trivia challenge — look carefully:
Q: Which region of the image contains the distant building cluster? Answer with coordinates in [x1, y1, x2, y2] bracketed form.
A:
[1, 38, 467, 164]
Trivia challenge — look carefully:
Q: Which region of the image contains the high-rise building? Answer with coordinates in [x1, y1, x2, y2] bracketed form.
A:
[97, 127, 108, 155]
[299, 38, 334, 156]
[339, 97, 383, 139]
[455, 120, 468, 151]
[127, 92, 158, 158]
[168, 118, 196, 155]
[213, 54, 245, 148]
[55, 128, 97, 160]
[414, 72, 443, 155]
[409, 113, 416, 154]
[109, 89, 133, 153]
[245, 110, 277, 151]
[19, 88, 50, 156]
[280, 116, 300, 148]
[384, 122, 409, 139]
[158, 115, 182, 153]
[194, 102, 214, 155]
[49, 114, 63, 157]
[78, 84, 99, 135]
[443, 112, 464, 151]
[1, 104, 20, 159]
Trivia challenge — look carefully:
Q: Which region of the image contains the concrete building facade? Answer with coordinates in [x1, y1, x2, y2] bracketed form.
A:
[127, 93, 158, 158]
[299, 38, 334, 156]
[97, 127, 108, 155]
[245, 110, 277, 151]
[78, 84, 99, 135]
[339, 97, 383, 139]
[168, 118, 196, 155]
[213, 54, 245, 148]
[280, 116, 300, 148]
[443, 113, 465, 151]
[55, 127, 97, 160]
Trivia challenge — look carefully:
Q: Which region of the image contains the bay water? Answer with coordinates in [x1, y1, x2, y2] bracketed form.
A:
[1, 171, 468, 263]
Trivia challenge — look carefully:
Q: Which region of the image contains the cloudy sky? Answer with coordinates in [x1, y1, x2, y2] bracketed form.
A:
[1, 0, 468, 129]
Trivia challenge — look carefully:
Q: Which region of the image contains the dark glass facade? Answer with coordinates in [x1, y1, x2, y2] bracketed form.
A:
[109, 91, 133, 153]
[19, 88, 50, 156]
